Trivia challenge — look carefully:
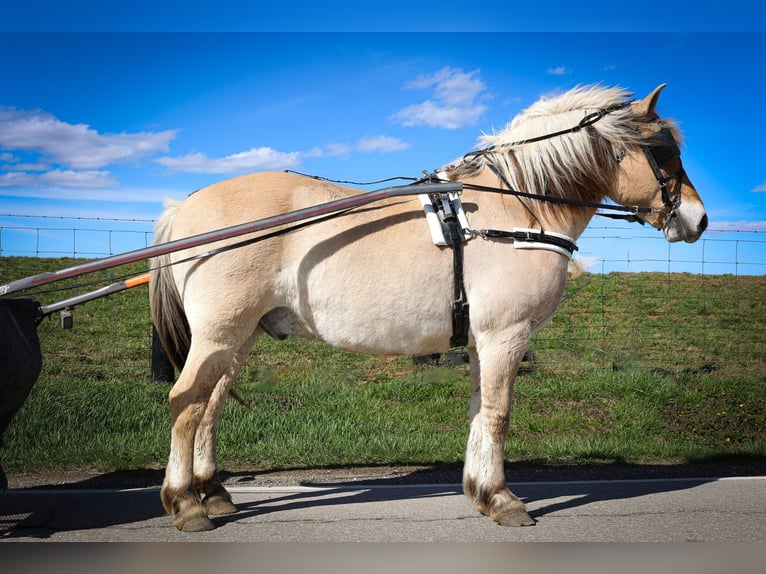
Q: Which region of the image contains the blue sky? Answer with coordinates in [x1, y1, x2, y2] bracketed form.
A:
[1, 4, 765, 273]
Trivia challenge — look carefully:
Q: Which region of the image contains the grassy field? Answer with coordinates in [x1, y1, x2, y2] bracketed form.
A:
[1, 256, 764, 474]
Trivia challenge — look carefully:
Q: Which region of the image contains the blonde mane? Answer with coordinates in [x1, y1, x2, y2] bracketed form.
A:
[445, 85, 678, 227]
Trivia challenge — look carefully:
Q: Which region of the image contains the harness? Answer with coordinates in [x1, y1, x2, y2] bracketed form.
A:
[417, 117, 685, 349]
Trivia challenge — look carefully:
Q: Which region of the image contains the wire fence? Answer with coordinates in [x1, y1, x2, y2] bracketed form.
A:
[1, 214, 764, 382]
[2, 214, 765, 274]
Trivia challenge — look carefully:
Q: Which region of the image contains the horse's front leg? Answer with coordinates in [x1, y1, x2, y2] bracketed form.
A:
[463, 333, 535, 527]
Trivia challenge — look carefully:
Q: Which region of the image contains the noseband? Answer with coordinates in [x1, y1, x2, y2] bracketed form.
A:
[640, 127, 685, 226]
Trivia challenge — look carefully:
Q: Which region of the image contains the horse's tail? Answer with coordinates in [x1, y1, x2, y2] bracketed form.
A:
[149, 199, 191, 371]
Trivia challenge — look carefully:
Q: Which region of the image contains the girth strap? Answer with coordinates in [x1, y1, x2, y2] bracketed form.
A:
[443, 208, 470, 348]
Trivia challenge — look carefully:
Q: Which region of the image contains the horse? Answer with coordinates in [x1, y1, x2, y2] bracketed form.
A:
[149, 84, 708, 532]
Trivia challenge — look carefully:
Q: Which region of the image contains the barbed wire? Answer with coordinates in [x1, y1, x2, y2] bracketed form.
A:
[0, 213, 156, 222]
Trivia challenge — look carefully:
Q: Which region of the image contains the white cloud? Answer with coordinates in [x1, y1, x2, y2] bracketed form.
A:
[0, 184, 187, 204]
[0, 103, 411, 183]
[322, 143, 353, 157]
[0, 169, 116, 188]
[0, 106, 177, 169]
[155, 147, 301, 174]
[357, 135, 409, 153]
[41, 169, 118, 188]
[0, 171, 33, 187]
[751, 182, 766, 192]
[3, 160, 49, 172]
[390, 67, 489, 129]
[154, 138, 401, 174]
[546, 66, 569, 75]
[300, 143, 354, 159]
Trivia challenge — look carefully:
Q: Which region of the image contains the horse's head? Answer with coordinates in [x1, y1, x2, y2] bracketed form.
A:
[612, 84, 708, 243]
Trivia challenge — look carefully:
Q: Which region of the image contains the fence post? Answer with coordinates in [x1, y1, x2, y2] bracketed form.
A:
[151, 325, 175, 383]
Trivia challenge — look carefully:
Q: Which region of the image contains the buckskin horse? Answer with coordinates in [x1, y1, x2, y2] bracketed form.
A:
[150, 84, 708, 531]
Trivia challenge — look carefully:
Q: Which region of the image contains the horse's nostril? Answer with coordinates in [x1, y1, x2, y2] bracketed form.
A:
[699, 213, 709, 233]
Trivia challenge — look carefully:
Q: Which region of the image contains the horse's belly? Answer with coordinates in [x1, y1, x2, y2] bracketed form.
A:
[267, 304, 450, 355]
[264, 267, 452, 355]
[315, 306, 450, 355]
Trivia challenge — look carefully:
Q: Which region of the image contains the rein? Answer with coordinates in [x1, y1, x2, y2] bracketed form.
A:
[461, 166, 653, 224]
[454, 100, 683, 227]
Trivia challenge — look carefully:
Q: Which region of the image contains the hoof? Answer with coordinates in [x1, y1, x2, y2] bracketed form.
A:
[496, 509, 536, 527]
[205, 497, 238, 517]
[175, 515, 216, 532]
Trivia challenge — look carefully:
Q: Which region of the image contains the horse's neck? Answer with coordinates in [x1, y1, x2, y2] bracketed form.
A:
[460, 166, 597, 240]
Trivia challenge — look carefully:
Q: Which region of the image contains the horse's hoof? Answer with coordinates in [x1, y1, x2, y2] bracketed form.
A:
[496, 509, 536, 527]
[205, 497, 238, 517]
[176, 515, 216, 532]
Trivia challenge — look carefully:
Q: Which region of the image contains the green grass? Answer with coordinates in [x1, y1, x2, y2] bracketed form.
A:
[1, 256, 764, 474]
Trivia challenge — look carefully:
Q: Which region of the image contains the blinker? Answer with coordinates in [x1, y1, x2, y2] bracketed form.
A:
[647, 128, 680, 165]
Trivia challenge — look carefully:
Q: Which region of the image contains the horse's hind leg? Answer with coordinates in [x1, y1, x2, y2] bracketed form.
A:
[193, 372, 238, 519]
[161, 338, 241, 532]
[463, 333, 535, 527]
[193, 331, 262, 518]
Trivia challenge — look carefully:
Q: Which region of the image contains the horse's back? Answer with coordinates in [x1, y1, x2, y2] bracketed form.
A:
[171, 171, 337, 237]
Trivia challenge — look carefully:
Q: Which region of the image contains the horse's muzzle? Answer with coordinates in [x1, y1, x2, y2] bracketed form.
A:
[664, 202, 708, 243]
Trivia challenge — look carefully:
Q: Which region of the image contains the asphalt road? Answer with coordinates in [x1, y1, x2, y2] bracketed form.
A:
[2, 475, 765, 542]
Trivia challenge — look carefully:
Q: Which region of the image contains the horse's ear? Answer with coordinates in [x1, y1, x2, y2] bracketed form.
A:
[633, 83, 667, 116]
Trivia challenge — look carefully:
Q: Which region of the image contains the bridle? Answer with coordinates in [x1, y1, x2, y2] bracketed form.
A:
[638, 126, 685, 227]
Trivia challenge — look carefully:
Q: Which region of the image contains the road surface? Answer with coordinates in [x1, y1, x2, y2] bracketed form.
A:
[2, 476, 765, 542]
